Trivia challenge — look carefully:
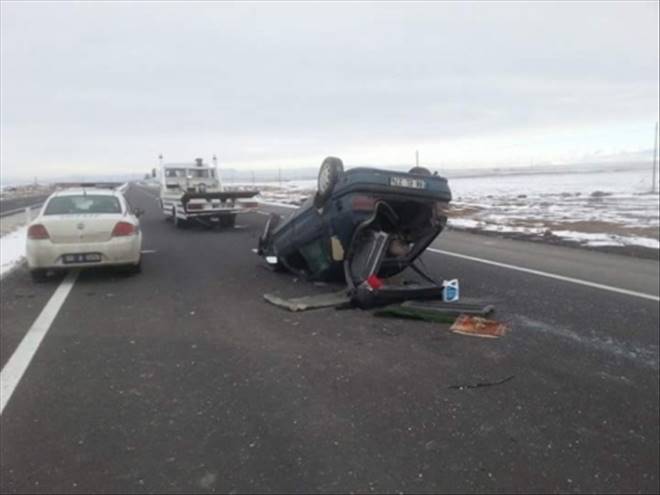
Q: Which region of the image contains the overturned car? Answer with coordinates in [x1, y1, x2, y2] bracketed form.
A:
[258, 157, 453, 307]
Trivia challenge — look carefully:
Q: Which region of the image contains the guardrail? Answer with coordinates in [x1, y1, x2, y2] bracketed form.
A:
[0, 203, 44, 219]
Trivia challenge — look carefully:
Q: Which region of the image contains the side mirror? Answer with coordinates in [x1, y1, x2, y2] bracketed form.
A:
[134, 208, 145, 218]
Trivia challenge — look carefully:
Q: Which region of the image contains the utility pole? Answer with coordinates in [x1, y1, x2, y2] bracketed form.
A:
[278, 167, 282, 187]
[415, 150, 419, 167]
[652, 121, 658, 194]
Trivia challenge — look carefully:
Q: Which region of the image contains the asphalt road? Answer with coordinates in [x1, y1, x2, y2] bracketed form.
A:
[1, 184, 658, 494]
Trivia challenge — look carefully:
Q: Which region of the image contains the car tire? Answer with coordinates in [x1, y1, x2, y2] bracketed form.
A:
[408, 166, 432, 175]
[130, 258, 142, 274]
[30, 269, 48, 283]
[220, 214, 236, 228]
[314, 156, 344, 209]
[120, 258, 142, 275]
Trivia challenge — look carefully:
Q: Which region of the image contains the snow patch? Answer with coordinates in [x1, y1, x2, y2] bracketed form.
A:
[1, 226, 27, 277]
[551, 230, 660, 249]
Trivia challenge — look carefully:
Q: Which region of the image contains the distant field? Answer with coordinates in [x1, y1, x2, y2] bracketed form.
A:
[238, 167, 659, 252]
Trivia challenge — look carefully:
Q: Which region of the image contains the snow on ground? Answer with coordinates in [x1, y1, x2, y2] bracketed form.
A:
[449, 168, 659, 249]
[0, 226, 27, 278]
[236, 167, 659, 250]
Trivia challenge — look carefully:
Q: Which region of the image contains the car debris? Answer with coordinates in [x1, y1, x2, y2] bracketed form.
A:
[449, 315, 509, 338]
[374, 299, 495, 323]
[449, 375, 514, 390]
[263, 290, 350, 312]
[258, 157, 453, 308]
[158, 156, 259, 229]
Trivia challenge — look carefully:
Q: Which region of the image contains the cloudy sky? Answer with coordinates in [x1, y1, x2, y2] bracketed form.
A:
[1, 1, 658, 180]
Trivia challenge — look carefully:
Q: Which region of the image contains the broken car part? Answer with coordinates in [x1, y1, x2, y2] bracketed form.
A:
[449, 315, 509, 338]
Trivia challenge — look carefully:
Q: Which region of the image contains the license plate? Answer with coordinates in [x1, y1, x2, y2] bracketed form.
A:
[390, 176, 426, 189]
[63, 253, 102, 264]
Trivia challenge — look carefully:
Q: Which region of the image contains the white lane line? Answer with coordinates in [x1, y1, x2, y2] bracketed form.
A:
[141, 249, 157, 254]
[428, 248, 660, 302]
[0, 270, 79, 415]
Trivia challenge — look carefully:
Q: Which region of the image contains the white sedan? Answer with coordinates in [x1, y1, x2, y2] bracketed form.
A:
[26, 187, 143, 281]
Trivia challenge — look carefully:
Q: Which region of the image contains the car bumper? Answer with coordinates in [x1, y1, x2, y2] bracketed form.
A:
[26, 235, 142, 269]
[184, 206, 258, 217]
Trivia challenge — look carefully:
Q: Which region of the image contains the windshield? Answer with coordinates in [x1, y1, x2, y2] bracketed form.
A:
[187, 169, 212, 178]
[44, 195, 122, 215]
[165, 168, 187, 178]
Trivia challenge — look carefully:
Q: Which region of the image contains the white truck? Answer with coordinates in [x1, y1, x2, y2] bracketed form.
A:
[159, 157, 259, 228]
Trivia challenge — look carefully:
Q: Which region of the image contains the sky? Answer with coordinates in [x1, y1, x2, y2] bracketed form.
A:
[1, 1, 659, 181]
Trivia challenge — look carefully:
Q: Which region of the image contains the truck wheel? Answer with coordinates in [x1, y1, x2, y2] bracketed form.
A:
[173, 207, 187, 228]
[314, 156, 344, 209]
[162, 200, 171, 221]
[220, 214, 236, 228]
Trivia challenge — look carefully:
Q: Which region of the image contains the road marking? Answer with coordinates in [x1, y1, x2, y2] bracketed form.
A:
[428, 248, 660, 302]
[141, 249, 157, 254]
[0, 270, 79, 415]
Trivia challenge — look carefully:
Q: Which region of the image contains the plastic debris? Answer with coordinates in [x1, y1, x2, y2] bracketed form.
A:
[373, 305, 458, 324]
[402, 299, 494, 316]
[442, 279, 460, 302]
[450, 315, 509, 338]
[374, 299, 495, 323]
[449, 375, 514, 390]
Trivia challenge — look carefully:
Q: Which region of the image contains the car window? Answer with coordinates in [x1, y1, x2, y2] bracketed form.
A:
[188, 169, 210, 178]
[165, 168, 186, 178]
[44, 195, 122, 215]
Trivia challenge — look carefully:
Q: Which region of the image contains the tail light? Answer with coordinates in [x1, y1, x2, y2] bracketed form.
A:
[27, 224, 50, 240]
[351, 195, 376, 211]
[111, 221, 136, 237]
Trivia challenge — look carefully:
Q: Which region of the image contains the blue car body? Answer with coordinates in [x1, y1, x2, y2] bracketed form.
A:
[259, 167, 452, 283]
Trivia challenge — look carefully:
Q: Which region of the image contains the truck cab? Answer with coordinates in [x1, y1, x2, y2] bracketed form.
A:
[162, 158, 221, 194]
[159, 157, 258, 229]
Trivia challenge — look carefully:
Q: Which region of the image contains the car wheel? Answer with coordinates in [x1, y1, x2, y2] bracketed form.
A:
[130, 258, 142, 274]
[408, 166, 432, 175]
[120, 258, 142, 275]
[30, 268, 48, 283]
[314, 156, 344, 209]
